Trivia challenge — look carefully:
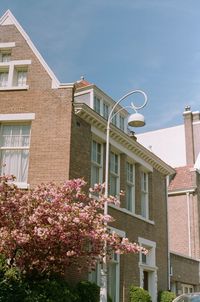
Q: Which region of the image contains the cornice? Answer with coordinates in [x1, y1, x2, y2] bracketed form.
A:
[73, 103, 175, 176]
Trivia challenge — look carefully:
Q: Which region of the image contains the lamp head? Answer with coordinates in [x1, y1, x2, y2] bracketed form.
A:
[128, 112, 145, 127]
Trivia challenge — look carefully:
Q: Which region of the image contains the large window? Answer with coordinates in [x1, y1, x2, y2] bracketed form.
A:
[109, 152, 119, 196]
[0, 124, 31, 184]
[91, 140, 102, 186]
[141, 171, 149, 218]
[125, 162, 135, 212]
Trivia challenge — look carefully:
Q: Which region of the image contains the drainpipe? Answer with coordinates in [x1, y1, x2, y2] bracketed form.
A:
[166, 176, 171, 291]
[186, 192, 191, 257]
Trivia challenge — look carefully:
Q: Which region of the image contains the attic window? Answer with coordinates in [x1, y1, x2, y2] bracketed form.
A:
[0, 59, 31, 91]
[0, 52, 11, 62]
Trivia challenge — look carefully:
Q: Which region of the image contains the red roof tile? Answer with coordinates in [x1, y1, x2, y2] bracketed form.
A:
[75, 79, 92, 89]
[168, 165, 196, 192]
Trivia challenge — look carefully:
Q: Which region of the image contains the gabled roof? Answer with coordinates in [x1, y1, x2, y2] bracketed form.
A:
[168, 165, 196, 192]
[0, 10, 68, 89]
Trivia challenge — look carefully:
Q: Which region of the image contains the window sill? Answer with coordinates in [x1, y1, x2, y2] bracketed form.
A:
[0, 85, 29, 91]
[108, 204, 155, 225]
[13, 182, 30, 189]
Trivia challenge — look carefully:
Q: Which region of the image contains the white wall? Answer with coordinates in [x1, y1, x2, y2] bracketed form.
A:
[137, 125, 186, 167]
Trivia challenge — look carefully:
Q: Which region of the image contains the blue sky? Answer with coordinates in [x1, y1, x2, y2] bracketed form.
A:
[1, 0, 200, 132]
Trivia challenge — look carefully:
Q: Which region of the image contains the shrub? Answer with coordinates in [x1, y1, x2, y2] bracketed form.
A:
[129, 286, 152, 302]
[76, 281, 100, 302]
[158, 291, 176, 302]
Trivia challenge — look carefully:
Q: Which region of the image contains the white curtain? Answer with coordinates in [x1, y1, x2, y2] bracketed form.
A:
[0, 124, 30, 182]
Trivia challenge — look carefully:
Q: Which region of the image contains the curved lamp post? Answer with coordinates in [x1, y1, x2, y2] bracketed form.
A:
[101, 89, 148, 302]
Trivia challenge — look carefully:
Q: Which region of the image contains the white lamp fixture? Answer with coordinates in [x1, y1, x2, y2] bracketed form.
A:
[128, 112, 145, 127]
[100, 89, 148, 302]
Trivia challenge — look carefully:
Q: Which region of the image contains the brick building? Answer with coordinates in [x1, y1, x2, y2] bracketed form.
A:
[0, 10, 175, 302]
[137, 109, 200, 294]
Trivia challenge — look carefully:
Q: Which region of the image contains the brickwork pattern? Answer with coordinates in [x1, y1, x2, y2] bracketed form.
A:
[0, 24, 74, 186]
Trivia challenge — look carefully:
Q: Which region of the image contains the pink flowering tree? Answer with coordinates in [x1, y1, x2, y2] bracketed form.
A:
[0, 175, 145, 277]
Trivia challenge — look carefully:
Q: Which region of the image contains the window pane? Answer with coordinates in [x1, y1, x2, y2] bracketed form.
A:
[17, 70, 27, 87]
[110, 174, 117, 196]
[1, 53, 11, 62]
[110, 152, 118, 174]
[94, 96, 101, 114]
[0, 72, 8, 87]
[1, 149, 29, 182]
[119, 115, 124, 131]
[103, 103, 109, 120]
[126, 185, 133, 211]
[0, 125, 30, 183]
[91, 165, 100, 186]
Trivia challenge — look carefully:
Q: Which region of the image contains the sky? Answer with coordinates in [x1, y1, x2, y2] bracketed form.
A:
[0, 0, 200, 133]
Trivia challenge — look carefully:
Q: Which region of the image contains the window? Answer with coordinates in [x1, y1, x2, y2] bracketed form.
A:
[109, 152, 119, 196]
[103, 102, 109, 120]
[141, 171, 149, 218]
[112, 112, 117, 126]
[94, 96, 101, 114]
[1, 52, 11, 62]
[119, 115, 125, 131]
[15, 69, 27, 87]
[91, 140, 102, 186]
[107, 252, 120, 302]
[0, 124, 31, 184]
[139, 238, 157, 302]
[0, 70, 8, 87]
[125, 162, 135, 212]
[0, 44, 30, 90]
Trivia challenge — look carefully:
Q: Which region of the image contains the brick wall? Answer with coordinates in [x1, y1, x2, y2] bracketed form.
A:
[170, 253, 200, 292]
[0, 24, 74, 186]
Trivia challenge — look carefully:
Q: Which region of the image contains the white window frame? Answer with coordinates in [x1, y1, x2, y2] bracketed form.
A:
[119, 115, 125, 131]
[89, 226, 123, 302]
[0, 113, 35, 189]
[125, 161, 135, 212]
[140, 170, 149, 219]
[109, 151, 120, 197]
[91, 140, 103, 187]
[138, 237, 157, 302]
[103, 101, 109, 120]
[94, 95, 101, 114]
[0, 59, 31, 90]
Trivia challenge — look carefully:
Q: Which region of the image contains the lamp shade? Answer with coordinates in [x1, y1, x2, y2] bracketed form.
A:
[128, 112, 145, 127]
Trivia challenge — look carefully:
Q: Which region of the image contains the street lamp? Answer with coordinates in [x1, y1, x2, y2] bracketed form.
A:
[100, 89, 148, 302]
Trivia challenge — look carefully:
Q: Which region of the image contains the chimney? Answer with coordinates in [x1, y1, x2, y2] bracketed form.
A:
[183, 106, 195, 165]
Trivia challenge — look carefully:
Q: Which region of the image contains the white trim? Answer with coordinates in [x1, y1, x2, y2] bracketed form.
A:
[138, 237, 156, 248]
[109, 226, 126, 238]
[168, 188, 196, 195]
[0, 113, 35, 121]
[109, 204, 155, 225]
[13, 182, 29, 189]
[0, 85, 29, 91]
[91, 126, 153, 171]
[0, 10, 60, 89]
[193, 120, 200, 125]
[0, 42, 15, 48]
